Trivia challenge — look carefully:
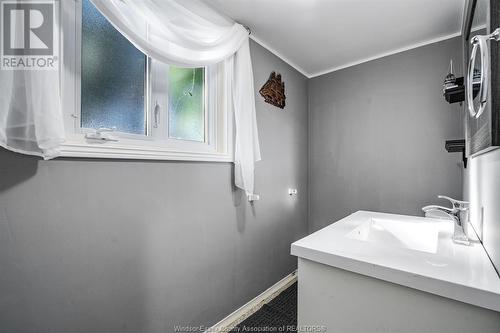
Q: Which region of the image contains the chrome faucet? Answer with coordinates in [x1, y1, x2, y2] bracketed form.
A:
[422, 195, 470, 245]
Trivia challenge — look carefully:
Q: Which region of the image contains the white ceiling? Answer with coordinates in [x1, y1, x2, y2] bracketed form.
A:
[202, 0, 466, 78]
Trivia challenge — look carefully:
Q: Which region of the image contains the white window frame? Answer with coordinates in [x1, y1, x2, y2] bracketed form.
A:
[60, 0, 234, 162]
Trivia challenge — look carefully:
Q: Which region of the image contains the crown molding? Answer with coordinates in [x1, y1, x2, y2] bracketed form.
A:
[308, 31, 462, 78]
[251, 31, 462, 79]
[249, 34, 310, 78]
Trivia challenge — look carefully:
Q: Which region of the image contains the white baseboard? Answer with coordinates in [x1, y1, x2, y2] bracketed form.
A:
[205, 270, 297, 333]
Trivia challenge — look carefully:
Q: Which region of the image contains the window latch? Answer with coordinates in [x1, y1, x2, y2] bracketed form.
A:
[85, 127, 119, 142]
[153, 101, 161, 128]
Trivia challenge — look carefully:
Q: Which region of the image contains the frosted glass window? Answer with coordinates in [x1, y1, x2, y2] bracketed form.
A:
[168, 67, 205, 142]
[81, 0, 146, 135]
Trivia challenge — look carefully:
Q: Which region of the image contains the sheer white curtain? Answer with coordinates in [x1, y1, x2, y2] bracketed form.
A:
[0, 70, 63, 159]
[0, 0, 63, 159]
[91, 0, 261, 197]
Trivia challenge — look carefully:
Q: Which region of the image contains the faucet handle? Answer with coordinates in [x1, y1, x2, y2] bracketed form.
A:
[438, 195, 469, 210]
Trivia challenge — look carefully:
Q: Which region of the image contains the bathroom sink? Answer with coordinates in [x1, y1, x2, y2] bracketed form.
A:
[291, 211, 500, 312]
[345, 216, 440, 253]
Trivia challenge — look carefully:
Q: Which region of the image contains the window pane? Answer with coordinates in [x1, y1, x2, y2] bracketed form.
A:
[168, 67, 205, 142]
[81, 0, 146, 135]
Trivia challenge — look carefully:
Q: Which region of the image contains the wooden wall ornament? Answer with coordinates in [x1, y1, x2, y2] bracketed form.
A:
[259, 71, 286, 109]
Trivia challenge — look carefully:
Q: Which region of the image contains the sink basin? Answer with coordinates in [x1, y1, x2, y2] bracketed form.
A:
[345, 216, 440, 254]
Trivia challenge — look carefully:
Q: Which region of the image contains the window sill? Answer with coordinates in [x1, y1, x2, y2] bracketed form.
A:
[59, 141, 234, 162]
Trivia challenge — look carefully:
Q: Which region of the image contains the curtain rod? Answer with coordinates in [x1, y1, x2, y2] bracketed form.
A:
[242, 25, 251, 35]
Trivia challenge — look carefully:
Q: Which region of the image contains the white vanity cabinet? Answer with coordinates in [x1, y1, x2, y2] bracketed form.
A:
[291, 211, 500, 333]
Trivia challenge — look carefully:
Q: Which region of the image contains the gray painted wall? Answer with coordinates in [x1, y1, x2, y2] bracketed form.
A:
[308, 37, 464, 232]
[0, 40, 309, 333]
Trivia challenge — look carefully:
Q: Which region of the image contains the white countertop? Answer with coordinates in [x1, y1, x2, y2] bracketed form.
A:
[291, 211, 500, 312]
